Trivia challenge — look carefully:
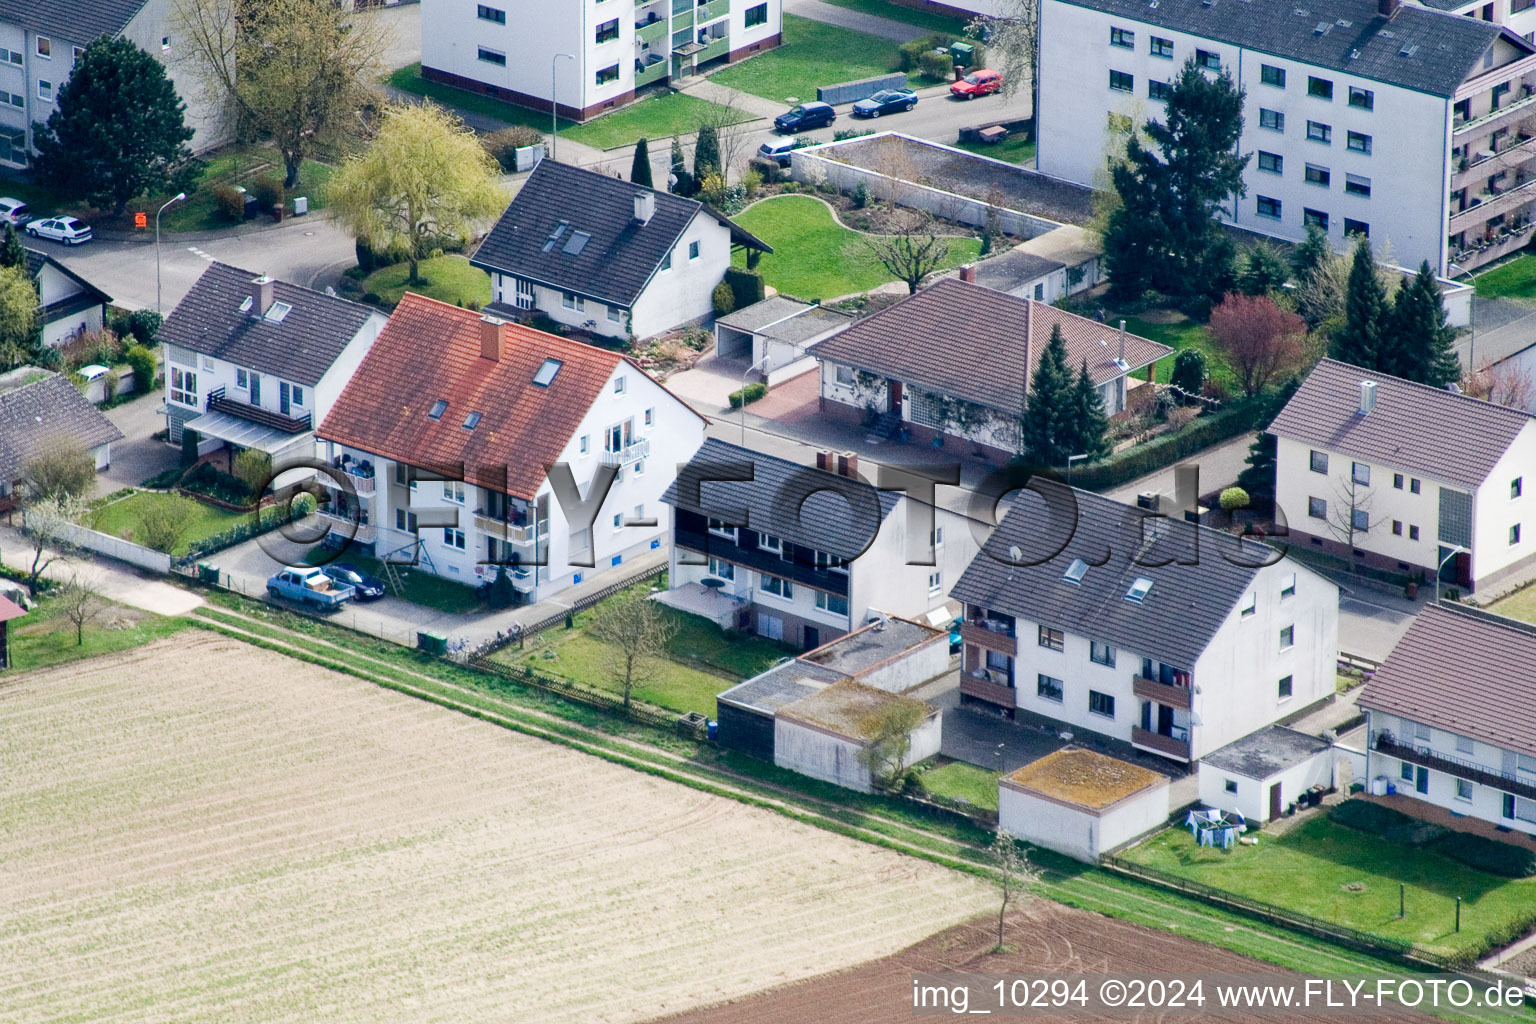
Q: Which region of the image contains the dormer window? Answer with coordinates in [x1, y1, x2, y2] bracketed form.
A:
[428, 399, 448, 420]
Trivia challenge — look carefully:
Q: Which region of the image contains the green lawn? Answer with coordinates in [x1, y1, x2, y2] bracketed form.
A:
[732, 194, 981, 300]
[952, 134, 1035, 166]
[918, 760, 999, 811]
[1102, 310, 1241, 395]
[388, 63, 568, 134]
[1121, 816, 1536, 959]
[497, 596, 793, 717]
[562, 93, 751, 151]
[710, 15, 917, 105]
[88, 491, 249, 558]
[361, 256, 492, 309]
[7, 595, 191, 673]
[1490, 583, 1536, 625]
[305, 548, 484, 614]
[816, 0, 969, 34]
[1474, 253, 1536, 301]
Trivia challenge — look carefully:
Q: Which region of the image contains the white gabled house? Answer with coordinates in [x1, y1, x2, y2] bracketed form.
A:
[316, 294, 707, 602]
[25, 247, 111, 349]
[471, 159, 770, 342]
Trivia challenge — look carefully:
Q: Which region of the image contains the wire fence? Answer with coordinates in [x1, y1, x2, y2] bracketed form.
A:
[471, 654, 695, 734]
[478, 562, 667, 658]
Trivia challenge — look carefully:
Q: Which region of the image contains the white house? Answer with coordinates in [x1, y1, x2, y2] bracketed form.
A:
[1037, 0, 1536, 274]
[0, 371, 122, 512]
[472, 160, 770, 342]
[317, 294, 707, 602]
[0, 0, 229, 167]
[420, 0, 781, 121]
[159, 263, 387, 467]
[1197, 725, 1339, 825]
[24, 246, 111, 349]
[807, 275, 1170, 455]
[1361, 602, 1536, 834]
[1270, 357, 1536, 593]
[950, 483, 1340, 764]
[659, 438, 978, 650]
[998, 747, 1171, 863]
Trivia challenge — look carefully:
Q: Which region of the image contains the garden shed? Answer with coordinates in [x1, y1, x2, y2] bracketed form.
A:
[998, 747, 1169, 863]
[774, 680, 941, 793]
[716, 659, 844, 760]
[0, 593, 24, 670]
[1198, 725, 1338, 826]
[799, 615, 948, 694]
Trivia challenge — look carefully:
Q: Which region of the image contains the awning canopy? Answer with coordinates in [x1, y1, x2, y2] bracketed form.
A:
[183, 410, 311, 455]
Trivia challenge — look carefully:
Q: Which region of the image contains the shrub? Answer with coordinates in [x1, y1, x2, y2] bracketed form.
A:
[137, 495, 199, 553]
[723, 266, 765, 310]
[102, 366, 122, 402]
[213, 183, 246, 222]
[1164, 404, 1199, 430]
[481, 125, 545, 172]
[833, 127, 873, 142]
[1170, 348, 1207, 396]
[1433, 833, 1536, 878]
[124, 344, 157, 390]
[142, 467, 184, 490]
[1326, 800, 1446, 847]
[111, 308, 163, 347]
[289, 491, 317, 518]
[896, 40, 927, 71]
[852, 180, 870, 209]
[60, 327, 121, 370]
[251, 174, 284, 213]
[488, 564, 517, 609]
[918, 50, 954, 82]
[180, 427, 200, 467]
[727, 381, 768, 409]
[183, 460, 250, 505]
[712, 281, 735, 317]
[697, 172, 728, 206]
[232, 448, 273, 498]
[1218, 486, 1250, 512]
[748, 156, 779, 185]
[361, 292, 382, 305]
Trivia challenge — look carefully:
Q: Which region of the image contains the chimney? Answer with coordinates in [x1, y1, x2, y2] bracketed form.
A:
[1118, 319, 1127, 364]
[479, 314, 507, 361]
[1378, 0, 1399, 17]
[633, 191, 655, 226]
[837, 450, 859, 478]
[249, 275, 274, 316]
[959, 263, 976, 284]
[816, 450, 832, 472]
[1359, 380, 1378, 415]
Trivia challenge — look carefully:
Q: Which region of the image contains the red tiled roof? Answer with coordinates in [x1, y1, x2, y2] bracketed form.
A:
[806, 278, 1171, 417]
[318, 294, 679, 499]
[0, 594, 24, 622]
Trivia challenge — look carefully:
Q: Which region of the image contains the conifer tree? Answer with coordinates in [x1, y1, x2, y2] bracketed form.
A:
[1331, 236, 1389, 370]
[0, 223, 25, 270]
[1387, 260, 1460, 388]
[1070, 360, 1109, 460]
[1020, 325, 1076, 465]
[630, 137, 653, 189]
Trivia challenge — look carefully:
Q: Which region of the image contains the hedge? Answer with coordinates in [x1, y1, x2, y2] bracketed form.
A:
[723, 266, 765, 311]
[1328, 800, 1448, 848]
[728, 381, 768, 409]
[1433, 832, 1536, 878]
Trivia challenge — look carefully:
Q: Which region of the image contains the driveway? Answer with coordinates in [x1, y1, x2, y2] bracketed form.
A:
[95, 391, 178, 496]
[355, 0, 421, 72]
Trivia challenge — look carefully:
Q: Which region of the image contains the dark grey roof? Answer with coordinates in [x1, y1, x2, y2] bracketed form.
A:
[718, 659, 842, 715]
[717, 295, 811, 333]
[471, 160, 768, 309]
[660, 438, 900, 561]
[970, 249, 1065, 294]
[0, 372, 123, 483]
[1361, 603, 1536, 758]
[950, 483, 1292, 669]
[159, 263, 380, 387]
[1202, 725, 1331, 780]
[0, 0, 148, 43]
[801, 617, 943, 676]
[761, 305, 853, 345]
[1056, 0, 1516, 97]
[24, 246, 112, 306]
[1268, 358, 1532, 490]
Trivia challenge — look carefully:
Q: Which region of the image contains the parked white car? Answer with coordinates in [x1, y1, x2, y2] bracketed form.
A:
[0, 197, 29, 225]
[26, 216, 92, 245]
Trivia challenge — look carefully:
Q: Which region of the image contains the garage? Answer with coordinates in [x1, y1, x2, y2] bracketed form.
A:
[998, 747, 1170, 863]
[1198, 725, 1338, 825]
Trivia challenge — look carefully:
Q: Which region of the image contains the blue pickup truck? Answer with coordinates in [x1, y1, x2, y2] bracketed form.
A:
[266, 566, 356, 611]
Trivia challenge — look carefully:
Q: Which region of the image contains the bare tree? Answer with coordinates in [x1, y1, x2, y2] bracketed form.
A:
[1208, 293, 1308, 396]
[1463, 358, 1536, 411]
[969, 0, 1039, 110]
[58, 573, 104, 646]
[868, 133, 919, 205]
[862, 210, 948, 294]
[20, 493, 84, 598]
[1326, 474, 1374, 553]
[991, 833, 1037, 953]
[588, 591, 678, 707]
[854, 700, 928, 789]
[696, 105, 751, 183]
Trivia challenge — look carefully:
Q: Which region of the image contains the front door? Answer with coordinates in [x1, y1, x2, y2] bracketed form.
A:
[280, 381, 292, 416]
[1416, 766, 1429, 794]
[1269, 782, 1282, 821]
[804, 626, 820, 651]
[888, 380, 903, 413]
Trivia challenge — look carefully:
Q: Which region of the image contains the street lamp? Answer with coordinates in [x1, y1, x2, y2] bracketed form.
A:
[1066, 453, 1088, 487]
[156, 192, 186, 314]
[740, 354, 769, 444]
[1435, 544, 1469, 604]
[551, 53, 575, 162]
[1447, 262, 1476, 374]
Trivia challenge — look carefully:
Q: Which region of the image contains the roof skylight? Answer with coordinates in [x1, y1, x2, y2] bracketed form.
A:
[563, 231, 591, 256]
[542, 221, 570, 253]
[1063, 558, 1088, 585]
[1126, 577, 1154, 603]
[463, 411, 482, 430]
[264, 301, 293, 323]
[428, 399, 448, 420]
[533, 358, 562, 386]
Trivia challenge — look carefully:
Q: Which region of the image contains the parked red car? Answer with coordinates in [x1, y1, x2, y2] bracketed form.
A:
[950, 68, 1003, 99]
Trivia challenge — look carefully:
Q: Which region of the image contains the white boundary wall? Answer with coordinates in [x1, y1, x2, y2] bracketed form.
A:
[27, 514, 173, 574]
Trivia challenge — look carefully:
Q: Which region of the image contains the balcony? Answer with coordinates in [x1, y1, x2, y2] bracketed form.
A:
[696, 0, 730, 22]
[697, 35, 728, 62]
[635, 55, 669, 87]
[600, 436, 650, 467]
[473, 510, 536, 543]
[1450, 221, 1536, 271]
[1455, 87, 1536, 141]
[206, 388, 312, 434]
[1375, 734, 1536, 802]
[1449, 174, 1536, 230]
[316, 508, 374, 544]
[960, 673, 1016, 708]
[1454, 131, 1536, 188]
[636, 16, 668, 45]
[961, 620, 1016, 655]
[671, 0, 693, 16]
[337, 463, 375, 496]
[1132, 726, 1191, 761]
[1132, 675, 1193, 710]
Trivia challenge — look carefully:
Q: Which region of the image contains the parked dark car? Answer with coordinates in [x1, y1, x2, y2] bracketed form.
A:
[322, 562, 388, 601]
[774, 101, 836, 133]
[852, 88, 918, 118]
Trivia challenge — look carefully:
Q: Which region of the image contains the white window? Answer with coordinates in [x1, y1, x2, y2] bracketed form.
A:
[930, 526, 944, 548]
[613, 513, 622, 531]
[708, 557, 735, 580]
[758, 533, 782, 554]
[237, 368, 248, 389]
[1456, 733, 1475, 754]
[708, 517, 737, 542]
[37, 80, 52, 102]
[36, 36, 50, 58]
[562, 292, 585, 311]
[290, 385, 303, 406]
[1090, 641, 1115, 666]
[634, 459, 646, 477]
[1279, 625, 1294, 649]
[1240, 591, 1256, 617]
[614, 375, 626, 394]
[835, 365, 855, 386]
[688, 240, 700, 260]
[760, 573, 792, 598]
[757, 614, 784, 640]
[444, 481, 465, 504]
[170, 367, 198, 406]
[928, 571, 942, 594]
[1280, 572, 1296, 598]
[644, 407, 654, 427]
[444, 528, 466, 549]
[578, 434, 589, 455]
[1456, 779, 1473, 802]
[815, 591, 849, 615]
[607, 306, 622, 323]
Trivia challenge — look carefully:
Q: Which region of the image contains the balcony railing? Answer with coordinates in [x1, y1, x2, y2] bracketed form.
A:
[1450, 221, 1536, 271]
[960, 673, 1016, 707]
[1375, 734, 1536, 802]
[697, 35, 728, 61]
[635, 56, 669, 87]
[671, 0, 693, 16]
[697, 0, 730, 22]
[1449, 175, 1536, 229]
[1132, 727, 1191, 761]
[473, 510, 536, 543]
[339, 464, 375, 496]
[964, 613, 1016, 637]
[636, 17, 668, 44]
[1455, 132, 1536, 185]
[961, 621, 1016, 655]
[1455, 87, 1536, 139]
[1132, 675, 1193, 710]
[317, 508, 374, 544]
[206, 387, 312, 434]
[600, 437, 650, 467]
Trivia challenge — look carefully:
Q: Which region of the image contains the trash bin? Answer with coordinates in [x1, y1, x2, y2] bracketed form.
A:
[707, 720, 718, 740]
[198, 562, 219, 584]
[293, 196, 309, 216]
[950, 41, 974, 68]
[417, 631, 447, 655]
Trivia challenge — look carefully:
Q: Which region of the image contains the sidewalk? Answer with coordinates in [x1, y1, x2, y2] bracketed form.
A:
[0, 524, 202, 617]
[783, 0, 929, 42]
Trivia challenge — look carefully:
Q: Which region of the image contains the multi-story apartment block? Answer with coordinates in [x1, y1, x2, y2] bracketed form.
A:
[1038, 0, 1536, 273]
[660, 439, 976, 650]
[0, 0, 228, 167]
[1270, 358, 1536, 593]
[1362, 603, 1536, 834]
[159, 263, 387, 463]
[950, 484, 1339, 764]
[420, 0, 782, 122]
[1426, 0, 1536, 45]
[317, 295, 706, 602]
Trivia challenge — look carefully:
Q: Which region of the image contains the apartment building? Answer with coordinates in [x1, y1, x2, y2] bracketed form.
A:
[0, 0, 227, 167]
[1038, 0, 1536, 273]
[950, 484, 1339, 764]
[317, 295, 706, 602]
[1427, 0, 1536, 44]
[1361, 603, 1536, 834]
[420, 0, 782, 121]
[659, 439, 976, 650]
[1270, 358, 1536, 593]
